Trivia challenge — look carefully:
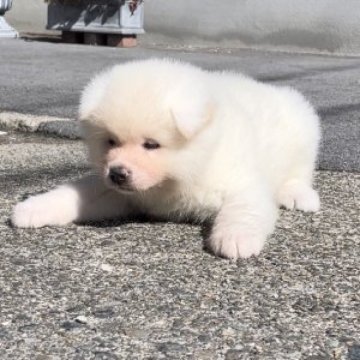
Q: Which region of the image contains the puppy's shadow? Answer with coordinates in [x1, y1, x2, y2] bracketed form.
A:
[75, 213, 155, 228]
[77, 214, 218, 257]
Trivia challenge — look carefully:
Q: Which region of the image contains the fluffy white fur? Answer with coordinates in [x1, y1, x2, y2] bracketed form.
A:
[12, 59, 321, 259]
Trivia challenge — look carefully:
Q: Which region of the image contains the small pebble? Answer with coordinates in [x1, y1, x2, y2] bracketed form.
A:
[75, 316, 88, 324]
[222, 328, 236, 337]
[100, 263, 114, 272]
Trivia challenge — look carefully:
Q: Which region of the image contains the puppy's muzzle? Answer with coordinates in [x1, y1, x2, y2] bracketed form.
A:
[109, 166, 132, 187]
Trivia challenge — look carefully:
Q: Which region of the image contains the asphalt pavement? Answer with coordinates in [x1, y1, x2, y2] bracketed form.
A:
[0, 38, 359, 359]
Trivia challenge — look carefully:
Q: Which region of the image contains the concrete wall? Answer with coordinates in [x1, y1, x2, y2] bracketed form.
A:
[143, 0, 360, 54]
[5, 0, 360, 55]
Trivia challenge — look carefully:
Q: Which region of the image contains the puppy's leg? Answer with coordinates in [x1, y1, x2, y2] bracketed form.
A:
[208, 185, 277, 259]
[12, 175, 129, 228]
[277, 179, 320, 212]
[275, 90, 320, 213]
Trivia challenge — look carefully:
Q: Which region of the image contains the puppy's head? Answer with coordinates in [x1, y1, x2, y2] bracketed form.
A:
[79, 59, 213, 193]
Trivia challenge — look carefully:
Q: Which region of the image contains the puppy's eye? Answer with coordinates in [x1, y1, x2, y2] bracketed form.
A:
[107, 138, 117, 147]
[143, 139, 160, 150]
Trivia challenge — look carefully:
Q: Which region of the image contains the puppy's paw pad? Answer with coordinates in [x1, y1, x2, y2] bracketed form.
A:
[278, 182, 320, 212]
[208, 229, 265, 259]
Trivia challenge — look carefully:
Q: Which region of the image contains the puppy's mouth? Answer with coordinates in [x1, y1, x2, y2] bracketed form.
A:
[104, 178, 136, 194]
[113, 185, 136, 194]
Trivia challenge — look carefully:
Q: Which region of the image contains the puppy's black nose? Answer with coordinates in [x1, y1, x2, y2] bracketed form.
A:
[109, 166, 131, 185]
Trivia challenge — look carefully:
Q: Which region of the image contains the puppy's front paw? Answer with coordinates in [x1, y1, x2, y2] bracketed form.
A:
[11, 190, 77, 228]
[12, 197, 53, 228]
[208, 226, 266, 259]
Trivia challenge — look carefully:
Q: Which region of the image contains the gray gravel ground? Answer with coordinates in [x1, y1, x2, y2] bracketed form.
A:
[0, 133, 359, 359]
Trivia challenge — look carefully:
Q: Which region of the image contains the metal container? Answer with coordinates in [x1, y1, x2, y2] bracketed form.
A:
[47, 0, 144, 34]
[0, 0, 18, 38]
[0, 0, 12, 15]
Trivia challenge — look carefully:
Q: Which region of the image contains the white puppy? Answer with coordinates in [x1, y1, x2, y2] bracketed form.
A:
[12, 59, 320, 259]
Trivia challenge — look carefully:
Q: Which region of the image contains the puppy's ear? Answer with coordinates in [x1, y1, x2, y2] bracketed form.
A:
[170, 88, 214, 139]
[79, 69, 113, 120]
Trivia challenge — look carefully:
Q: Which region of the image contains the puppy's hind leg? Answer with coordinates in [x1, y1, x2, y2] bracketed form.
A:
[276, 126, 320, 213]
[11, 175, 129, 228]
[277, 179, 320, 212]
[275, 86, 321, 213]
